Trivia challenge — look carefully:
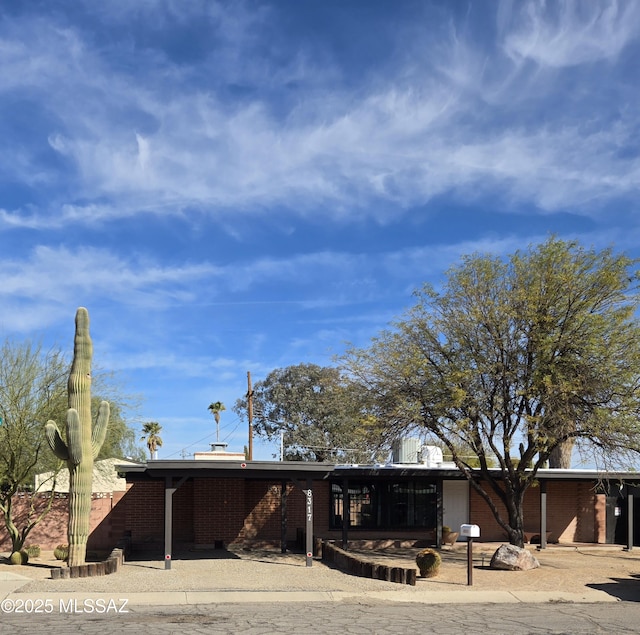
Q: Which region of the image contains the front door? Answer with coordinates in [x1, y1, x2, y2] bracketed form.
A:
[443, 480, 469, 541]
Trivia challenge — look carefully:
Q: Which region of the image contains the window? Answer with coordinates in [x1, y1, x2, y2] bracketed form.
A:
[330, 480, 437, 530]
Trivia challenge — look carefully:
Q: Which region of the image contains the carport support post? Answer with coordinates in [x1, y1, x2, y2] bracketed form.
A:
[305, 478, 313, 567]
[341, 477, 350, 550]
[281, 480, 288, 553]
[164, 475, 187, 570]
[627, 485, 634, 551]
[539, 480, 548, 550]
[436, 478, 444, 548]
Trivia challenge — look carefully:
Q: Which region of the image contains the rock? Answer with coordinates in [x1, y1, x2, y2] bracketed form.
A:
[490, 544, 540, 571]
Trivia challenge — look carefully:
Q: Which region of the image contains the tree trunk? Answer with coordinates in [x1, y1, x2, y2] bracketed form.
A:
[549, 439, 574, 469]
[467, 475, 528, 548]
[503, 487, 526, 548]
[1, 497, 22, 553]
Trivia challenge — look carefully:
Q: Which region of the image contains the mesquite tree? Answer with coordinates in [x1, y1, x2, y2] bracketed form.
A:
[45, 308, 110, 567]
[0, 340, 67, 554]
[344, 238, 640, 547]
[234, 364, 386, 462]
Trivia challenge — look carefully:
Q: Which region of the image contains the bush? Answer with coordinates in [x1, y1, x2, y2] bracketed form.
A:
[54, 544, 69, 561]
[415, 547, 441, 578]
[25, 545, 41, 558]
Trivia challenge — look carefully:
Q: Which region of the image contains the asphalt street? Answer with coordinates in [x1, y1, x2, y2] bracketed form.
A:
[1, 600, 640, 634]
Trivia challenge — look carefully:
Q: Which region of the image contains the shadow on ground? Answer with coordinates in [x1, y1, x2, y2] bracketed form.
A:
[0, 557, 58, 571]
[126, 548, 242, 563]
[588, 574, 640, 602]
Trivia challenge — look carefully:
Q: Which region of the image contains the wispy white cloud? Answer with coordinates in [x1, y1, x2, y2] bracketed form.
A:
[0, 246, 216, 313]
[501, 0, 640, 67]
[6, 1, 638, 461]
[0, 0, 638, 233]
[3, 222, 636, 335]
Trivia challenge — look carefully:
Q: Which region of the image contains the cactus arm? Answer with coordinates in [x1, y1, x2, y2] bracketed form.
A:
[91, 401, 110, 459]
[45, 421, 69, 461]
[65, 409, 83, 465]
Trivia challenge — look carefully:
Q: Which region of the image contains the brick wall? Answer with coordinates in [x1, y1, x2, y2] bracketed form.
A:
[189, 478, 331, 548]
[1, 476, 608, 554]
[173, 478, 195, 543]
[193, 477, 246, 545]
[0, 491, 127, 552]
[241, 480, 284, 542]
[123, 480, 165, 548]
[237, 480, 331, 546]
[86, 491, 127, 550]
[469, 480, 601, 543]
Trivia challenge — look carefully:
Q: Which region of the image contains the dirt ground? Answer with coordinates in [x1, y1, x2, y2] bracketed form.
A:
[346, 542, 640, 594]
[2, 543, 640, 598]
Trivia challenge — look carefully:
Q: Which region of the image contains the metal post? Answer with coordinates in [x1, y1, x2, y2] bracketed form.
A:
[164, 477, 173, 570]
[627, 487, 634, 551]
[540, 480, 548, 550]
[467, 537, 473, 586]
[436, 478, 443, 548]
[281, 480, 288, 553]
[305, 478, 313, 567]
[341, 478, 349, 550]
[164, 476, 187, 570]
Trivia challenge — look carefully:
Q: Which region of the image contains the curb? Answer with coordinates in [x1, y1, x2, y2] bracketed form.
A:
[1, 587, 620, 606]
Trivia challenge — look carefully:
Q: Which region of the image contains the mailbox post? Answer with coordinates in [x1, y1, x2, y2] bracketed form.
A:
[460, 524, 480, 586]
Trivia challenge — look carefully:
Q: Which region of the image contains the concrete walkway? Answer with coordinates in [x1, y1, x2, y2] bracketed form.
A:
[0, 574, 621, 606]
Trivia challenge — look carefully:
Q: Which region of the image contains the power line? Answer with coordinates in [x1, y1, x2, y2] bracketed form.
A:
[162, 414, 244, 459]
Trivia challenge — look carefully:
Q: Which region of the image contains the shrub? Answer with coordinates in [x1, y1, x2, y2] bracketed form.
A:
[25, 545, 41, 558]
[54, 544, 69, 561]
[415, 547, 441, 578]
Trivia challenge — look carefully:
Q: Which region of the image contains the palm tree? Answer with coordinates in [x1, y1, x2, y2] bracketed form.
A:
[140, 421, 163, 460]
[208, 401, 226, 442]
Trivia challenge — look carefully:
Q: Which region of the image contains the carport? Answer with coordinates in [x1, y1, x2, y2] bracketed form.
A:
[119, 460, 336, 568]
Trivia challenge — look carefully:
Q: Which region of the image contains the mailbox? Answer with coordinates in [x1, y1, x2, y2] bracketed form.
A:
[460, 524, 480, 538]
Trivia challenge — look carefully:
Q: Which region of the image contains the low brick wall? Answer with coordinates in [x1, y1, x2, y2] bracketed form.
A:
[321, 541, 416, 586]
[50, 547, 125, 580]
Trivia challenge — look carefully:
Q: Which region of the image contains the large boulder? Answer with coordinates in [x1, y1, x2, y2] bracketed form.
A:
[490, 544, 540, 571]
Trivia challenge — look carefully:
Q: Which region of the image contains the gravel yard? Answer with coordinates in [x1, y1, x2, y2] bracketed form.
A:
[3, 543, 640, 598]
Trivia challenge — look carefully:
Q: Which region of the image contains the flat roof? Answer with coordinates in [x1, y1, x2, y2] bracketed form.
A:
[117, 459, 336, 481]
[116, 459, 640, 483]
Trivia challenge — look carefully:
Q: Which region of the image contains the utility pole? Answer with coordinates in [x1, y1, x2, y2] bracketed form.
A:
[247, 371, 254, 460]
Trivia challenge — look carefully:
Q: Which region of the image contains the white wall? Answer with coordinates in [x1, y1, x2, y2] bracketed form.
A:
[443, 480, 469, 540]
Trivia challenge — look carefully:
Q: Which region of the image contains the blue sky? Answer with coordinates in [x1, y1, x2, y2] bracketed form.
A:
[1, 1, 639, 462]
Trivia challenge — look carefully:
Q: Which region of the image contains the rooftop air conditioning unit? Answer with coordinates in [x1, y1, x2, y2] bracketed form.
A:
[391, 438, 421, 464]
[420, 445, 444, 468]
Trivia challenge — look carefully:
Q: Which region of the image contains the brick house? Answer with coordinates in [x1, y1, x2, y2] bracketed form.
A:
[107, 459, 640, 557]
[3, 457, 639, 556]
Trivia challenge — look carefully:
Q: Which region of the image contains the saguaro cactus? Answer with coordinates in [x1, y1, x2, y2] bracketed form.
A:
[45, 307, 110, 567]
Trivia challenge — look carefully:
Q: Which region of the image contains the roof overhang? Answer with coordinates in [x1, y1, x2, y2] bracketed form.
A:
[116, 460, 640, 484]
[116, 459, 336, 481]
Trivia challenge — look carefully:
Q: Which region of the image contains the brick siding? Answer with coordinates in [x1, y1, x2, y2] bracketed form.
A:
[0, 491, 126, 552]
[1, 476, 608, 554]
[469, 480, 601, 542]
